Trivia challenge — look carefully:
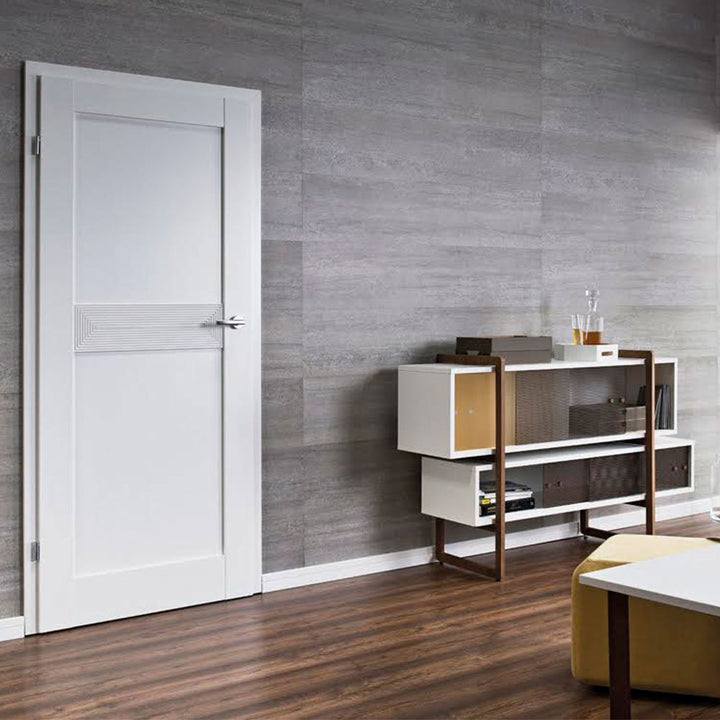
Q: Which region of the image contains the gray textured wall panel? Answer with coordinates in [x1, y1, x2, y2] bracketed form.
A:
[0, 0, 716, 617]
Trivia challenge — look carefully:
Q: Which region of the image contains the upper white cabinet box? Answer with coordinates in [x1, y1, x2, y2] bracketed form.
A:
[398, 358, 677, 460]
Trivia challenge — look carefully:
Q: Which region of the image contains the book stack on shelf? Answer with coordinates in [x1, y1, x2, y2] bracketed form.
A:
[479, 480, 535, 517]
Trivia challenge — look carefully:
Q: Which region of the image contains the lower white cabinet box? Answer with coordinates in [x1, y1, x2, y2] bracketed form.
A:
[420, 439, 693, 528]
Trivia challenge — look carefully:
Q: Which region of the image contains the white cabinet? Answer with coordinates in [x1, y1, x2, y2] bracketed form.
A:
[399, 356, 685, 579]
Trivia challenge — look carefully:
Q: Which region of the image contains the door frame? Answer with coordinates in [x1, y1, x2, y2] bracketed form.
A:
[23, 61, 262, 635]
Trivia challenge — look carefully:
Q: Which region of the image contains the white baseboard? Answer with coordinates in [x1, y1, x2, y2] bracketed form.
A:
[591, 497, 709, 532]
[262, 499, 706, 594]
[0, 616, 25, 642]
[262, 546, 434, 593]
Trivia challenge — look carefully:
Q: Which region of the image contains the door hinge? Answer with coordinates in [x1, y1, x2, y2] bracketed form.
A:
[31, 136, 41, 156]
[30, 541, 40, 563]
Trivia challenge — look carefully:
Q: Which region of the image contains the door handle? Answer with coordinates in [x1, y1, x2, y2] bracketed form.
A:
[216, 315, 246, 329]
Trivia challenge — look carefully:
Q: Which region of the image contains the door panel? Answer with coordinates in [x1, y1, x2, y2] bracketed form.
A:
[32, 68, 261, 633]
[74, 350, 223, 576]
[75, 114, 222, 304]
[654, 447, 691, 491]
[543, 460, 588, 508]
[588, 455, 641, 500]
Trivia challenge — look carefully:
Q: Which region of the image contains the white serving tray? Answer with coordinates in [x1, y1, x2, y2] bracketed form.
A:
[554, 343, 619, 362]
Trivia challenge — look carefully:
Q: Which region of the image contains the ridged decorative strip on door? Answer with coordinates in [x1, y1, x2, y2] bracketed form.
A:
[74, 304, 224, 352]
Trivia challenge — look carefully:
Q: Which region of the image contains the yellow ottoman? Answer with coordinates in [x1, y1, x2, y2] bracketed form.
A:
[572, 533, 720, 698]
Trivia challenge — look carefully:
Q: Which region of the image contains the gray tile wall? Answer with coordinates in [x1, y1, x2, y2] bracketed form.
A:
[0, 0, 716, 618]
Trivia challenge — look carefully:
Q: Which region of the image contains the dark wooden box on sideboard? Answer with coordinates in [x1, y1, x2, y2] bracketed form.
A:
[569, 402, 645, 437]
[455, 336, 553, 364]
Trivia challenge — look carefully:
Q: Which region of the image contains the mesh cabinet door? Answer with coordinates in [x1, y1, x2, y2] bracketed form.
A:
[588, 455, 642, 500]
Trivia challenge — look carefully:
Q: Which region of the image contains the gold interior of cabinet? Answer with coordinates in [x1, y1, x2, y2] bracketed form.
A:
[454, 372, 516, 452]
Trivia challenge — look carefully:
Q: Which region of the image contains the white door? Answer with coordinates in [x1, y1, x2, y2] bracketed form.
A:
[27, 64, 261, 633]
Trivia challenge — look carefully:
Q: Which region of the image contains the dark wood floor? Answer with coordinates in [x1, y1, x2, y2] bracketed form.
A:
[2, 515, 720, 719]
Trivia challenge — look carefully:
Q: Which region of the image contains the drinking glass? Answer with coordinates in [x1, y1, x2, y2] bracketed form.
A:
[571, 314, 584, 345]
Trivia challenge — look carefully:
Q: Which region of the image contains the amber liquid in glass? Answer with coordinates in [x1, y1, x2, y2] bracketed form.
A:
[572, 328, 582, 345]
[582, 330, 602, 345]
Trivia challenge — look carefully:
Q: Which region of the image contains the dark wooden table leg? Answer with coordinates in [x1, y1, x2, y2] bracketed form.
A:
[608, 591, 631, 720]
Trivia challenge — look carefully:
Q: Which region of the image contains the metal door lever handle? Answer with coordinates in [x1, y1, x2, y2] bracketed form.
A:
[216, 315, 246, 329]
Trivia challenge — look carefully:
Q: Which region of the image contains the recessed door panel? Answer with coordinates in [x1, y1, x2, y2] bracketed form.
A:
[75, 114, 222, 304]
[74, 350, 223, 576]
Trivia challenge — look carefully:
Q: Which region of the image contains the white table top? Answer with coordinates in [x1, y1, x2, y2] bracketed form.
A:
[580, 544, 720, 618]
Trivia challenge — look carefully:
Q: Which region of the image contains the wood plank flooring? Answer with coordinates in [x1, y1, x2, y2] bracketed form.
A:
[1, 514, 720, 718]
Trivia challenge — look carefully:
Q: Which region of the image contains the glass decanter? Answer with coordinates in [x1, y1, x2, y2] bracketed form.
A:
[583, 288, 604, 345]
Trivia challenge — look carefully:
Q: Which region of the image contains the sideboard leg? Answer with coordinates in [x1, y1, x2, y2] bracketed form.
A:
[494, 357, 506, 581]
[432, 354, 507, 581]
[644, 353, 656, 536]
[580, 509, 615, 540]
[433, 516, 502, 580]
[619, 349, 656, 536]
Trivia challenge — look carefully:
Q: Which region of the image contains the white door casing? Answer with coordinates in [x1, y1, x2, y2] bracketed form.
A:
[23, 63, 261, 634]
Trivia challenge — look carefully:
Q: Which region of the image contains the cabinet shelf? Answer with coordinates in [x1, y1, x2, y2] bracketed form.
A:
[452, 430, 677, 459]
